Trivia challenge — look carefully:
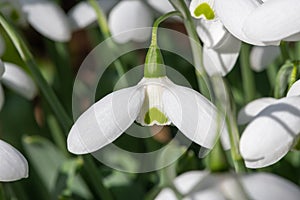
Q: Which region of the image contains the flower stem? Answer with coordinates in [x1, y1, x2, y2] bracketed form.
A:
[88, 0, 127, 85]
[240, 43, 256, 103]
[169, 0, 211, 98]
[280, 41, 290, 61]
[144, 11, 180, 78]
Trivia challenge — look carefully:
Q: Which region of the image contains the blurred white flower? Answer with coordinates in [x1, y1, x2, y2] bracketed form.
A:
[108, 0, 174, 43]
[155, 171, 300, 200]
[238, 80, 300, 168]
[0, 61, 37, 111]
[249, 46, 280, 72]
[189, 0, 241, 76]
[214, 0, 300, 45]
[0, 139, 28, 182]
[67, 76, 225, 154]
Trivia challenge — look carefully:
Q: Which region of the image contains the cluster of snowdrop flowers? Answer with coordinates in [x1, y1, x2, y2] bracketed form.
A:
[238, 80, 300, 168]
[0, 139, 28, 182]
[189, 0, 241, 76]
[155, 171, 300, 200]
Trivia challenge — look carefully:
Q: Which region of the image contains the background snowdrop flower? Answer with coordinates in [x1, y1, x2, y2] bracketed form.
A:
[67, 0, 118, 31]
[19, 0, 71, 42]
[67, 76, 224, 154]
[238, 80, 300, 168]
[249, 46, 280, 72]
[108, 0, 153, 43]
[0, 61, 37, 111]
[0, 139, 28, 182]
[155, 171, 300, 200]
[189, 0, 241, 76]
[214, 0, 300, 45]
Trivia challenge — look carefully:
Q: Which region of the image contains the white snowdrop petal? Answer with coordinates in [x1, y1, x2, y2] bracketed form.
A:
[147, 0, 174, 13]
[0, 84, 4, 111]
[238, 97, 277, 125]
[287, 80, 300, 97]
[67, 86, 144, 154]
[284, 32, 300, 42]
[250, 46, 280, 72]
[243, 0, 300, 42]
[108, 1, 152, 43]
[68, 2, 97, 31]
[203, 34, 241, 76]
[162, 82, 223, 149]
[242, 173, 300, 200]
[2, 62, 37, 100]
[240, 97, 300, 168]
[0, 140, 29, 182]
[196, 19, 229, 48]
[214, 0, 276, 46]
[21, 0, 71, 42]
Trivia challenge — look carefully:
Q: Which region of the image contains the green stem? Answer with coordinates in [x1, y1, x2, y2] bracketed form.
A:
[240, 43, 255, 103]
[0, 14, 113, 200]
[144, 11, 180, 78]
[88, 0, 127, 85]
[266, 63, 278, 90]
[169, 0, 210, 98]
[280, 41, 290, 61]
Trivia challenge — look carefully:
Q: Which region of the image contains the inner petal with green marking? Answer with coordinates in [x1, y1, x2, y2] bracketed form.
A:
[194, 2, 215, 20]
[144, 107, 169, 125]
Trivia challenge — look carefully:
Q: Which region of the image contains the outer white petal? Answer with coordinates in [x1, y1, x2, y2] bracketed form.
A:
[162, 81, 225, 149]
[243, 0, 300, 42]
[240, 96, 300, 168]
[238, 97, 277, 125]
[287, 80, 300, 97]
[67, 86, 144, 154]
[196, 19, 229, 48]
[203, 34, 241, 76]
[250, 46, 280, 72]
[155, 188, 178, 200]
[147, 0, 174, 13]
[68, 2, 97, 31]
[2, 62, 37, 100]
[214, 0, 277, 46]
[108, 1, 152, 43]
[0, 84, 4, 111]
[21, 0, 71, 42]
[242, 173, 300, 200]
[284, 32, 300, 42]
[0, 140, 28, 182]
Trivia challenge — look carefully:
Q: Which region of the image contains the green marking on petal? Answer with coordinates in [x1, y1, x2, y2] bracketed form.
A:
[194, 3, 215, 20]
[144, 107, 168, 125]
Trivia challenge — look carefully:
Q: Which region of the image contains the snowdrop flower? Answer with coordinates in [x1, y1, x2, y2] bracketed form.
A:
[238, 80, 300, 168]
[215, 0, 300, 45]
[155, 171, 300, 200]
[0, 61, 37, 110]
[67, 42, 225, 154]
[249, 46, 280, 72]
[0, 139, 28, 182]
[189, 0, 241, 76]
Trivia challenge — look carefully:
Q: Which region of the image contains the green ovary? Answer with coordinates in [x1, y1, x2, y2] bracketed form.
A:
[144, 107, 168, 125]
[194, 3, 215, 20]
